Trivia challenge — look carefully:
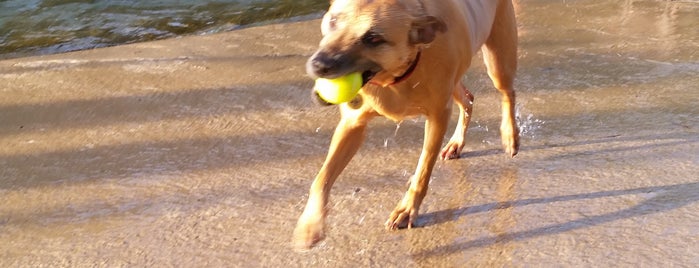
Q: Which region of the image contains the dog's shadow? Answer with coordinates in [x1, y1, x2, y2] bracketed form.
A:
[457, 148, 503, 159]
[414, 177, 699, 257]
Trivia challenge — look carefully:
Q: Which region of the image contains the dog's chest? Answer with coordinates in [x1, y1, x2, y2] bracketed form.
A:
[360, 86, 427, 122]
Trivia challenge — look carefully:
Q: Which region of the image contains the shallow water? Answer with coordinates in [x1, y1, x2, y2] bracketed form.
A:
[0, 0, 327, 59]
[1, 0, 698, 266]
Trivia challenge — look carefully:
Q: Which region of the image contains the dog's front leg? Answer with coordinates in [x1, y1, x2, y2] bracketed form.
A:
[294, 105, 373, 249]
[386, 108, 450, 230]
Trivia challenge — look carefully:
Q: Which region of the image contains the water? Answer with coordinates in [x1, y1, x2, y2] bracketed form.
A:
[0, 0, 328, 60]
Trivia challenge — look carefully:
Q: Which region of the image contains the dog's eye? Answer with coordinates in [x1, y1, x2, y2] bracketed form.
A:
[362, 32, 386, 47]
[328, 16, 338, 30]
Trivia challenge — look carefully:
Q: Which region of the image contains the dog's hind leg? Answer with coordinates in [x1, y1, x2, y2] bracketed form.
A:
[482, 0, 520, 157]
[440, 83, 474, 160]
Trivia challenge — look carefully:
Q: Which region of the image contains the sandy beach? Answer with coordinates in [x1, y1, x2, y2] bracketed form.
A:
[1, 0, 698, 266]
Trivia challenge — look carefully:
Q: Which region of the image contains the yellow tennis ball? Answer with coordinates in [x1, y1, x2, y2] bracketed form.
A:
[314, 72, 362, 104]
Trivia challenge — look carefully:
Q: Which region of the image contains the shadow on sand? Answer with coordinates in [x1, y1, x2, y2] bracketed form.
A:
[414, 179, 699, 258]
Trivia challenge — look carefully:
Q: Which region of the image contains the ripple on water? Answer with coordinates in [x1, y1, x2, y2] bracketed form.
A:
[0, 0, 328, 59]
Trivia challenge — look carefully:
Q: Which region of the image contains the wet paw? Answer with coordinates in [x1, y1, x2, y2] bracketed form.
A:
[385, 207, 416, 230]
[502, 132, 519, 157]
[501, 125, 520, 157]
[293, 213, 325, 251]
[440, 140, 464, 160]
[504, 140, 519, 157]
[385, 193, 421, 230]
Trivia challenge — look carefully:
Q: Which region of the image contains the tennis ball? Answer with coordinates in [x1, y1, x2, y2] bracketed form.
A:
[314, 72, 362, 104]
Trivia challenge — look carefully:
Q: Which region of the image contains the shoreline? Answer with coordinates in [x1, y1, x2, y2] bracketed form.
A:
[0, 9, 325, 61]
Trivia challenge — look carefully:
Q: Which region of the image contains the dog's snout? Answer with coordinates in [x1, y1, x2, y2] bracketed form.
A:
[307, 52, 350, 78]
[308, 52, 337, 77]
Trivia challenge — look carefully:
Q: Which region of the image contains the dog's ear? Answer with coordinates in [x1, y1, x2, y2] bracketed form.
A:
[409, 16, 447, 44]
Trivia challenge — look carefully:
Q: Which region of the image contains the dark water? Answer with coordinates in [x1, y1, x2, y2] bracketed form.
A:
[0, 0, 327, 60]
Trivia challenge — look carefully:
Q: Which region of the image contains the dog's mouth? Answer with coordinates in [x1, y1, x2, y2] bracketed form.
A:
[361, 70, 378, 86]
[310, 53, 419, 105]
[359, 51, 422, 87]
[312, 69, 378, 106]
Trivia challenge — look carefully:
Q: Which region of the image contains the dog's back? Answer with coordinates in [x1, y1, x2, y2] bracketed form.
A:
[456, 0, 500, 54]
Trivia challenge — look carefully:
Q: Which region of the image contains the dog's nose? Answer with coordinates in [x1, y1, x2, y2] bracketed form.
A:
[307, 52, 341, 78]
[309, 55, 334, 77]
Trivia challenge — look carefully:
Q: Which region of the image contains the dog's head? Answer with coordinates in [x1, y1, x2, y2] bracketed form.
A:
[307, 0, 446, 86]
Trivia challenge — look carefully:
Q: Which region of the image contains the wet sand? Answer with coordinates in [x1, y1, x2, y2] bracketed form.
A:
[1, 0, 698, 266]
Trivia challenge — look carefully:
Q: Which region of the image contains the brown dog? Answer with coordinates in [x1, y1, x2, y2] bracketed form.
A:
[294, 0, 519, 249]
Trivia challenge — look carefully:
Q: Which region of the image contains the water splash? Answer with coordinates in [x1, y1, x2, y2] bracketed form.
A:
[516, 104, 545, 138]
[394, 121, 402, 136]
[384, 121, 403, 148]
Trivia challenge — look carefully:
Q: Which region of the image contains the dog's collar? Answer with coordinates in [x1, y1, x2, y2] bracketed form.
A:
[369, 51, 421, 87]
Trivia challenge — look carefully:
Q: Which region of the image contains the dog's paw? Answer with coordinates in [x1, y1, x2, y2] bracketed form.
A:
[501, 124, 520, 157]
[440, 139, 465, 160]
[385, 193, 421, 230]
[293, 213, 325, 251]
[503, 138, 519, 157]
[501, 130, 519, 157]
